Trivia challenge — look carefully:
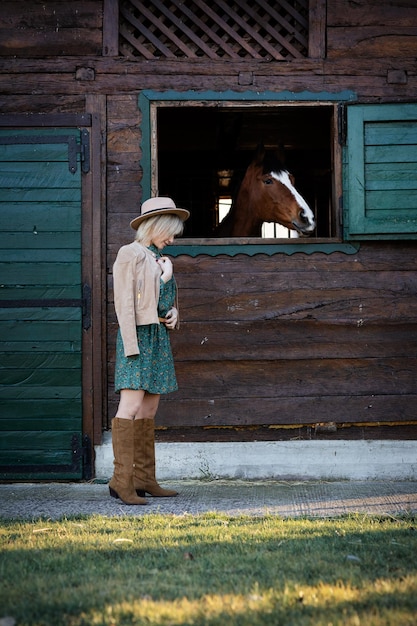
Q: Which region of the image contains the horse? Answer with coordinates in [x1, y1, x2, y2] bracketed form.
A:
[214, 145, 316, 237]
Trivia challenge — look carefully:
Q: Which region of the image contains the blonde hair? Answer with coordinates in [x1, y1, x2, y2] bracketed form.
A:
[134, 214, 184, 244]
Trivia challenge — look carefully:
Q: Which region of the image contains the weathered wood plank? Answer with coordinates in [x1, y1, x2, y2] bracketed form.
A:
[154, 357, 417, 398]
[155, 394, 417, 427]
[366, 191, 417, 213]
[106, 321, 417, 362]
[0, 68, 415, 100]
[0, 400, 81, 421]
[0, 187, 80, 202]
[0, 1, 102, 57]
[0, 161, 81, 184]
[0, 144, 77, 162]
[160, 285, 417, 325]
[0, 263, 81, 285]
[366, 144, 417, 163]
[1, 368, 81, 386]
[103, 0, 119, 56]
[0, 430, 80, 450]
[107, 290, 417, 325]
[108, 358, 417, 421]
[1, 353, 81, 369]
[154, 424, 417, 442]
[308, 0, 326, 59]
[0, 341, 81, 352]
[365, 122, 417, 145]
[0, 449, 75, 464]
[1, 248, 80, 263]
[172, 243, 417, 272]
[328, 28, 417, 59]
[0, 320, 81, 342]
[0, 418, 81, 431]
[1, 55, 416, 79]
[0, 97, 87, 114]
[0, 386, 81, 400]
[171, 322, 417, 361]
[0, 2, 102, 29]
[0, 29, 102, 57]
[327, 0, 417, 27]
[0, 204, 81, 231]
[0, 286, 81, 300]
[84, 92, 108, 445]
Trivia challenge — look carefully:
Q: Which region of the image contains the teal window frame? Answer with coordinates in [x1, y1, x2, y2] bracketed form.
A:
[345, 103, 417, 241]
[139, 89, 359, 256]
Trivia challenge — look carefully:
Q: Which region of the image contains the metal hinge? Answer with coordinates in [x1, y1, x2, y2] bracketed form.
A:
[82, 283, 92, 330]
[71, 433, 93, 480]
[82, 435, 93, 480]
[338, 103, 347, 146]
[68, 129, 90, 174]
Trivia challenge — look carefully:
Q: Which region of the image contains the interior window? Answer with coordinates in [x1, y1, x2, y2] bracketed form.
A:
[155, 104, 336, 239]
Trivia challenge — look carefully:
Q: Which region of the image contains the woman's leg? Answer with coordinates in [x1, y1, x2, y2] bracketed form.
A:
[133, 392, 178, 497]
[115, 388, 146, 420]
[108, 389, 147, 505]
[135, 391, 160, 420]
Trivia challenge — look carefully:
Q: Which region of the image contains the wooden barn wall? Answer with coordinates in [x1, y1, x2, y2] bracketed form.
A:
[152, 245, 417, 442]
[0, 1, 416, 445]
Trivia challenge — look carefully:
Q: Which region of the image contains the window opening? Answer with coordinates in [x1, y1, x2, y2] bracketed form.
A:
[155, 104, 336, 239]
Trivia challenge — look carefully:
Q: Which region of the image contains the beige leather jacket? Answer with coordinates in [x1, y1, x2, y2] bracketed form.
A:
[113, 241, 176, 357]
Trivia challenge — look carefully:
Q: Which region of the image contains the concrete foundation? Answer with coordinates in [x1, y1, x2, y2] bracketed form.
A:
[95, 434, 417, 481]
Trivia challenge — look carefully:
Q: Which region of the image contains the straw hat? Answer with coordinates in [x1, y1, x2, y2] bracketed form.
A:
[130, 197, 190, 230]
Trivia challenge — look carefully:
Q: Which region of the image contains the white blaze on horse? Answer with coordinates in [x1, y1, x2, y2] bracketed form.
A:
[215, 146, 316, 237]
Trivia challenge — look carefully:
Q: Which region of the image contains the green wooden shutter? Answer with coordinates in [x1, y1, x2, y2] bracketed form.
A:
[345, 103, 417, 240]
[0, 129, 84, 479]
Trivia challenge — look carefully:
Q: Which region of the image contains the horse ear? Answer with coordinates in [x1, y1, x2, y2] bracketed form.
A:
[275, 143, 286, 165]
[253, 142, 266, 165]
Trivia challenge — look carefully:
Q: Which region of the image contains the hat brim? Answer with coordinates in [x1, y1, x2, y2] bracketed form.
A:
[130, 207, 190, 230]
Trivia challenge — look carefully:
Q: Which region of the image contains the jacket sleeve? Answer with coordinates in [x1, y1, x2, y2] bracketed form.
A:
[113, 248, 140, 357]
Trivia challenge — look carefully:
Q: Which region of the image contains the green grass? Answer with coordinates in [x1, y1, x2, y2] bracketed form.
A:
[1, 513, 416, 625]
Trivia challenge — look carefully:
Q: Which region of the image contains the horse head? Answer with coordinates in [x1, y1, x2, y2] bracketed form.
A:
[218, 145, 316, 237]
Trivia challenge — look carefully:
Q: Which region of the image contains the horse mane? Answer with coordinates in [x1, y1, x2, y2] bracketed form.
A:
[258, 151, 286, 176]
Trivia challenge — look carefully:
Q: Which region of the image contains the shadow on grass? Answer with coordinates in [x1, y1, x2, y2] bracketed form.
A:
[1, 513, 416, 625]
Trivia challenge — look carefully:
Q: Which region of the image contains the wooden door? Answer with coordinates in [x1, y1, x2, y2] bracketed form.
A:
[0, 128, 88, 479]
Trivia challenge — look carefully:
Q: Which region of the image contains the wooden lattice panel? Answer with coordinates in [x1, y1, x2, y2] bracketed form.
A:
[119, 0, 309, 60]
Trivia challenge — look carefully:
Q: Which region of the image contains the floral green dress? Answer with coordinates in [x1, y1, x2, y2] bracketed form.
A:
[114, 245, 178, 395]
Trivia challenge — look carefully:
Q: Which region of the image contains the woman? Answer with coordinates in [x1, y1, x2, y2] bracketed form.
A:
[109, 196, 190, 505]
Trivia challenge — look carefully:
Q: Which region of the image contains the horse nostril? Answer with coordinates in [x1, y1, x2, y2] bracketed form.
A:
[300, 210, 308, 223]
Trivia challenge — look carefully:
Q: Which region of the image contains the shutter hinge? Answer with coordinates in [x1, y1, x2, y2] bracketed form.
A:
[71, 433, 93, 480]
[82, 435, 93, 480]
[338, 103, 347, 146]
[82, 283, 92, 330]
[68, 129, 90, 174]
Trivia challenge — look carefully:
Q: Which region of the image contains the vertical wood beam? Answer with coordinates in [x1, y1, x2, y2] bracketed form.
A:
[309, 0, 326, 59]
[103, 0, 119, 56]
[84, 94, 107, 448]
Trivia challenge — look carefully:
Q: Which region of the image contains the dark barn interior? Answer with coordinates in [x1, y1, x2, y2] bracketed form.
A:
[157, 105, 334, 237]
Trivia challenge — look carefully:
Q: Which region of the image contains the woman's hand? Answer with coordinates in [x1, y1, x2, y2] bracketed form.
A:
[164, 307, 178, 329]
[157, 256, 173, 283]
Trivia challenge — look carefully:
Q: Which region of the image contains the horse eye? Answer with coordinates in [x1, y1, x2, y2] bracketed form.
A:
[264, 178, 273, 185]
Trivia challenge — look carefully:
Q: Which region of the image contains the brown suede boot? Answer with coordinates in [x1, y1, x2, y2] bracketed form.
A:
[133, 418, 178, 497]
[109, 418, 147, 505]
